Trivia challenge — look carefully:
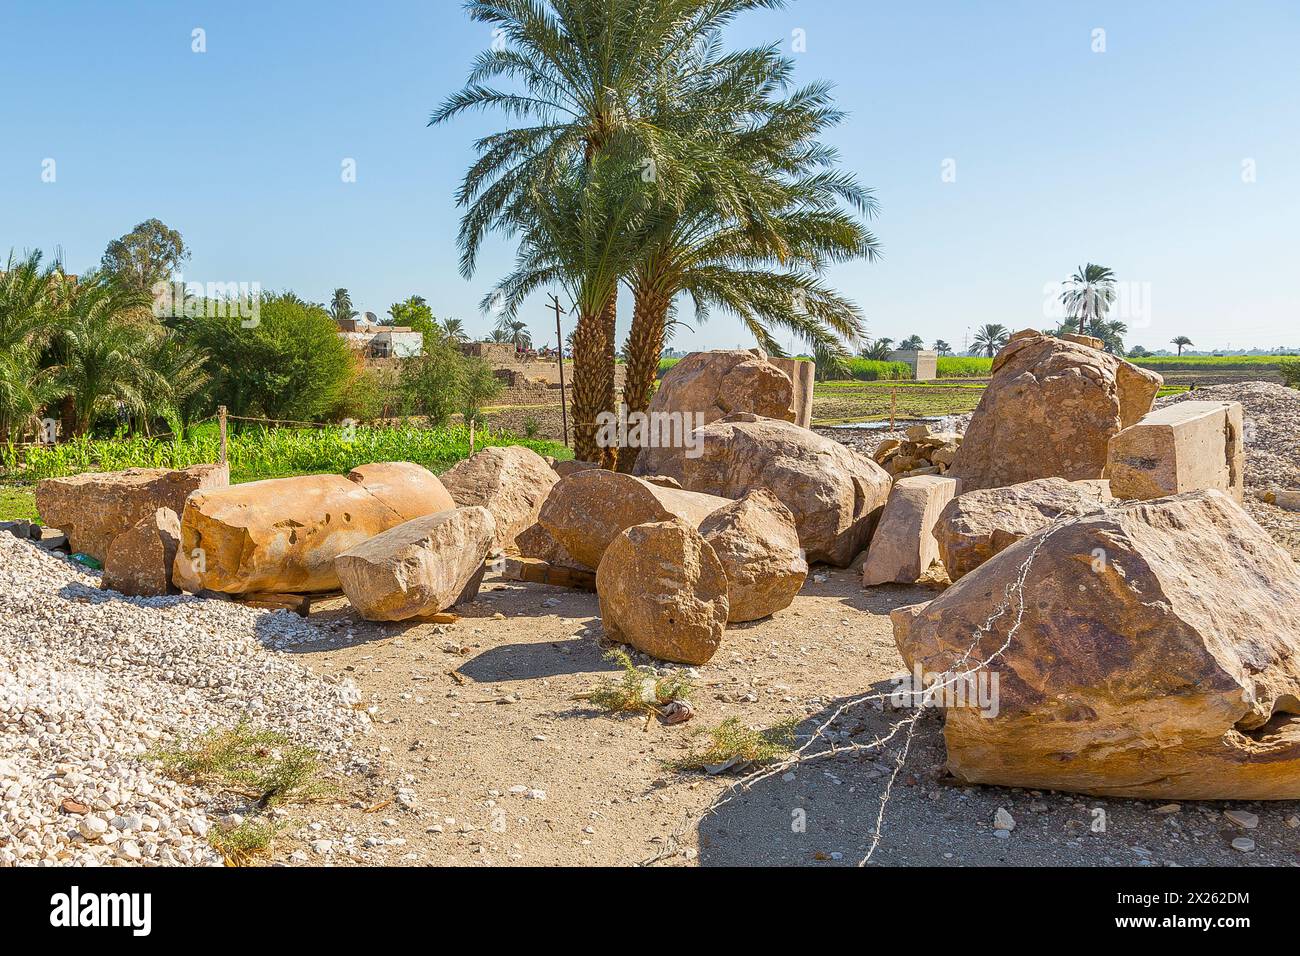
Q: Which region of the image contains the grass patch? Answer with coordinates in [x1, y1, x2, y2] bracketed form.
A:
[671, 716, 799, 772]
[587, 648, 692, 715]
[209, 818, 284, 867]
[812, 382, 985, 425]
[150, 722, 332, 808]
[0, 485, 38, 523]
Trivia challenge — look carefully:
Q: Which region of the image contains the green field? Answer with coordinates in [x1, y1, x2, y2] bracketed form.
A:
[0, 422, 570, 523]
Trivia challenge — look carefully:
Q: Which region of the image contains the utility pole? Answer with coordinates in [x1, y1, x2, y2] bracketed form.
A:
[548, 294, 569, 447]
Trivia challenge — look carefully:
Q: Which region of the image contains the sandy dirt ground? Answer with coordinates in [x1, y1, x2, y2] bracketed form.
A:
[262, 566, 1300, 867]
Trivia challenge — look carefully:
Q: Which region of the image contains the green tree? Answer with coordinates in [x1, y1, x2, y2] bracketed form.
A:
[898, 334, 925, 350]
[388, 295, 439, 341]
[459, 355, 502, 423]
[971, 323, 1010, 357]
[193, 293, 353, 422]
[100, 219, 189, 293]
[933, 339, 952, 355]
[398, 336, 466, 425]
[1171, 334, 1194, 356]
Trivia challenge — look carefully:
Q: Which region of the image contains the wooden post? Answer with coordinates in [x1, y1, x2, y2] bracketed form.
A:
[890, 386, 897, 432]
[217, 405, 228, 466]
[549, 294, 569, 447]
[469, 418, 476, 456]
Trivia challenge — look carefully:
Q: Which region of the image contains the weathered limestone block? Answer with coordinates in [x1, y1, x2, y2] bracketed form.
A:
[635, 414, 892, 566]
[537, 469, 732, 570]
[1107, 400, 1244, 502]
[596, 520, 729, 665]
[439, 445, 559, 550]
[934, 477, 1111, 581]
[947, 331, 1162, 491]
[893, 490, 1300, 799]
[648, 349, 795, 425]
[102, 508, 181, 597]
[36, 464, 228, 561]
[698, 489, 807, 622]
[173, 462, 454, 594]
[862, 475, 961, 585]
[335, 507, 496, 621]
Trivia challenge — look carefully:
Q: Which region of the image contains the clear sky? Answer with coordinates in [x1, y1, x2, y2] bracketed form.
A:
[2, 0, 1297, 354]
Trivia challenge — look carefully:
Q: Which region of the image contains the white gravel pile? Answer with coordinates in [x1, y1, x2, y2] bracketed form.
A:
[0, 534, 367, 866]
[1157, 382, 1300, 490]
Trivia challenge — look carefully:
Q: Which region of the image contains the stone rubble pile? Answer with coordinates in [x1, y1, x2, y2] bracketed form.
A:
[0, 533, 366, 866]
[871, 423, 963, 479]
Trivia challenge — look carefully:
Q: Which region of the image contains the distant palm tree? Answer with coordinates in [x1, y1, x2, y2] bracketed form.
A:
[329, 288, 357, 325]
[971, 323, 1010, 357]
[442, 318, 468, 342]
[860, 337, 894, 361]
[933, 339, 952, 355]
[1171, 335, 1194, 356]
[898, 334, 925, 350]
[506, 320, 532, 350]
[1060, 264, 1116, 335]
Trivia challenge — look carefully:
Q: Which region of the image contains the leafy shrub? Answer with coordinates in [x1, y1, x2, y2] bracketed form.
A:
[1280, 358, 1300, 388]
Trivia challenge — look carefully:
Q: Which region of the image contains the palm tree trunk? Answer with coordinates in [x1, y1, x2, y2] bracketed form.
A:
[616, 289, 669, 473]
[570, 306, 609, 464]
[599, 291, 618, 469]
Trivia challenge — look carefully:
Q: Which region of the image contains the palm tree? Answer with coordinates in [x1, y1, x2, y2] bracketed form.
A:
[442, 318, 469, 342]
[971, 323, 1010, 357]
[432, 0, 789, 464]
[0, 251, 64, 442]
[933, 339, 952, 355]
[1171, 335, 1194, 356]
[50, 271, 157, 436]
[898, 334, 925, 350]
[1059, 263, 1116, 336]
[616, 46, 879, 466]
[860, 338, 894, 361]
[329, 288, 357, 326]
[507, 320, 532, 350]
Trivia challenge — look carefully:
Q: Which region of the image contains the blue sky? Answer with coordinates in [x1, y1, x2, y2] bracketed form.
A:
[2, 0, 1297, 354]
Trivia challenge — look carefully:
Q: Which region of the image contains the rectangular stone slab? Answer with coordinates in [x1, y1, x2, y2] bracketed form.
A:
[1107, 400, 1244, 501]
[862, 475, 961, 585]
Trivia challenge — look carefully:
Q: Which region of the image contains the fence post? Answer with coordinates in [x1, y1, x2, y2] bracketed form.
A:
[890, 386, 897, 432]
[469, 418, 476, 456]
[217, 405, 228, 466]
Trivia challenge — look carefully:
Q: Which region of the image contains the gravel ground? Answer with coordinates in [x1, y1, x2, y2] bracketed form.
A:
[0, 533, 368, 866]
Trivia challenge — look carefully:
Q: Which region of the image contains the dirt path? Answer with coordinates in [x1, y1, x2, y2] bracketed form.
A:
[265, 568, 1300, 867]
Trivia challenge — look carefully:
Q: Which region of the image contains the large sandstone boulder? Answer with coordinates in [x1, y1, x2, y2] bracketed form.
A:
[439, 446, 559, 550]
[893, 490, 1300, 799]
[934, 477, 1112, 581]
[635, 413, 892, 566]
[102, 507, 181, 597]
[648, 349, 795, 426]
[336, 507, 496, 621]
[36, 464, 229, 561]
[1108, 400, 1244, 502]
[947, 331, 1162, 491]
[698, 490, 807, 622]
[596, 520, 729, 665]
[862, 475, 961, 585]
[537, 470, 732, 570]
[173, 462, 454, 594]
